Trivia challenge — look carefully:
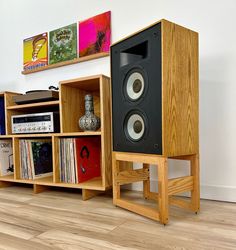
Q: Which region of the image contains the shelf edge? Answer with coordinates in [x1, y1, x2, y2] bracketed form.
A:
[22, 52, 109, 75]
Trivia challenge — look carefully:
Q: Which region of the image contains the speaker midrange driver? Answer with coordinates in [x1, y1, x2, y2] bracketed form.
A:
[124, 111, 146, 141]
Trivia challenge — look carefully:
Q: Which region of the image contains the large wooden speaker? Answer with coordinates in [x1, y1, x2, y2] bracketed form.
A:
[111, 19, 199, 156]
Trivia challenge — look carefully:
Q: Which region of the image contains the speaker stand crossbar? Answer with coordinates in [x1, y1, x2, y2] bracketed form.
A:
[112, 152, 200, 225]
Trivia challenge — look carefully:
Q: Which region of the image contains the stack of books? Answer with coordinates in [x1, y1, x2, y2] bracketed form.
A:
[20, 139, 52, 179]
[59, 137, 101, 184]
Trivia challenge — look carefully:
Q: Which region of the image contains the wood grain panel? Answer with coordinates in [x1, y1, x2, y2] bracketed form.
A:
[168, 176, 193, 195]
[7, 101, 59, 110]
[157, 157, 168, 224]
[115, 198, 160, 221]
[162, 20, 199, 157]
[60, 85, 86, 133]
[60, 74, 102, 90]
[190, 154, 200, 212]
[143, 164, 150, 199]
[60, 81, 100, 133]
[112, 153, 120, 201]
[100, 76, 112, 189]
[116, 169, 149, 185]
[82, 189, 102, 201]
[169, 196, 193, 211]
[13, 138, 20, 179]
[4, 92, 21, 135]
[52, 136, 60, 183]
[115, 152, 165, 165]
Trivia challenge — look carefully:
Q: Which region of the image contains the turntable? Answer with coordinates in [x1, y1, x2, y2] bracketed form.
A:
[13, 89, 59, 105]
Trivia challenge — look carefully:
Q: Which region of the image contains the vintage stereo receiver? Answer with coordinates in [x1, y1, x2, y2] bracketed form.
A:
[11, 112, 60, 134]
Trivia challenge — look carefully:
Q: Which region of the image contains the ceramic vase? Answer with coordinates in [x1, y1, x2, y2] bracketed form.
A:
[79, 94, 100, 131]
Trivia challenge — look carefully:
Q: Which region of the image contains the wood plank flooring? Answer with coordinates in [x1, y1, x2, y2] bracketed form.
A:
[0, 186, 235, 249]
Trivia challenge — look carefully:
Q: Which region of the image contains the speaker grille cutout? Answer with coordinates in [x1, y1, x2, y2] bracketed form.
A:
[120, 41, 148, 67]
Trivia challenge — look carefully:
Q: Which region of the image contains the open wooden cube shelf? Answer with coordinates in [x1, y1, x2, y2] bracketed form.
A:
[0, 75, 112, 199]
[60, 76, 101, 133]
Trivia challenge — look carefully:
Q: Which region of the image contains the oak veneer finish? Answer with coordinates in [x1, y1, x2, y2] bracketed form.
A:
[161, 19, 199, 157]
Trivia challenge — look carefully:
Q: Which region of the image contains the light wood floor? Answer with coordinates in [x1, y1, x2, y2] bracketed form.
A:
[0, 186, 235, 250]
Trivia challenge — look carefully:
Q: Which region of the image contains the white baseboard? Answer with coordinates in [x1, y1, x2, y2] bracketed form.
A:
[128, 180, 236, 203]
[200, 184, 236, 202]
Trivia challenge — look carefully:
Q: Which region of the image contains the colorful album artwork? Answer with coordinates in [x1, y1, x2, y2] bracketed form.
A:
[23, 33, 48, 71]
[79, 11, 111, 57]
[0, 140, 13, 176]
[49, 23, 77, 64]
[75, 137, 101, 183]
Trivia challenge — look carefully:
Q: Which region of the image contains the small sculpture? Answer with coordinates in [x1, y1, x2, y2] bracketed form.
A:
[79, 94, 100, 131]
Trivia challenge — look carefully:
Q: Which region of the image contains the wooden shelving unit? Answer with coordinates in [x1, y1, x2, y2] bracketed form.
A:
[21, 52, 109, 75]
[0, 75, 112, 200]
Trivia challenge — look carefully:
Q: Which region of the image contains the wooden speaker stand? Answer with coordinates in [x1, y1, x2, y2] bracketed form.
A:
[112, 152, 200, 225]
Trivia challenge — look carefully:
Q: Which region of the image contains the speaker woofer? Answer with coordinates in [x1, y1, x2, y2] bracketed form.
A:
[125, 113, 146, 141]
[125, 71, 145, 101]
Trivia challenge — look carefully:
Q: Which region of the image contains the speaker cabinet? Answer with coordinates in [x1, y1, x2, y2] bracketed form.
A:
[111, 19, 199, 156]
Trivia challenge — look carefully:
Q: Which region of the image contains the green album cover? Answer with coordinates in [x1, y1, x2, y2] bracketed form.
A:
[49, 23, 77, 64]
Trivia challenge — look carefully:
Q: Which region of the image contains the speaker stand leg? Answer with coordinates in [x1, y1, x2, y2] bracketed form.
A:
[190, 154, 200, 213]
[113, 152, 121, 205]
[157, 158, 169, 225]
[143, 164, 150, 199]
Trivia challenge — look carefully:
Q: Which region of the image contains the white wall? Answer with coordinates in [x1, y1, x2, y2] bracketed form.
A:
[0, 0, 236, 202]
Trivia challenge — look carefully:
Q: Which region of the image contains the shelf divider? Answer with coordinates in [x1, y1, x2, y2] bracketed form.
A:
[7, 100, 59, 110]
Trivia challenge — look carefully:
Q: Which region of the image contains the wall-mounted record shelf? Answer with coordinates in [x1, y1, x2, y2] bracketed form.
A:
[21, 52, 109, 75]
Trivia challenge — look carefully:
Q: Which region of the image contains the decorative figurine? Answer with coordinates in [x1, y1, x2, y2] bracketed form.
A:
[79, 94, 100, 131]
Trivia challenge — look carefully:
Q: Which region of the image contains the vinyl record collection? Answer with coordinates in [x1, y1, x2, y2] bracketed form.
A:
[59, 137, 101, 184]
[20, 139, 53, 179]
[59, 138, 77, 184]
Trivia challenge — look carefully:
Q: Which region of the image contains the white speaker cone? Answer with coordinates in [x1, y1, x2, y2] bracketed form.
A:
[126, 72, 144, 100]
[126, 114, 145, 141]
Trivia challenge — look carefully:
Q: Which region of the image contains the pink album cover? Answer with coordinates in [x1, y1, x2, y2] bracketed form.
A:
[79, 11, 111, 57]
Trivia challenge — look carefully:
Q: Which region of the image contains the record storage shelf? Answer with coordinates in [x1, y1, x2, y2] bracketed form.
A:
[0, 75, 112, 200]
